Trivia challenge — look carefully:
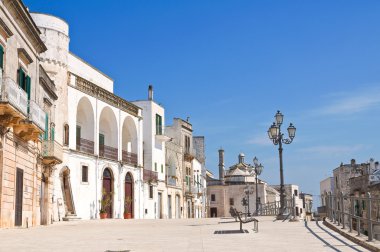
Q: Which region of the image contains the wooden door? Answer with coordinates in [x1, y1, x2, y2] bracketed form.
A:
[158, 192, 162, 219]
[63, 173, 74, 214]
[15, 168, 23, 226]
[168, 195, 172, 219]
[125, 173, 133, 217]
[175, 195, 180, 219]
[102, 169, 113, 218]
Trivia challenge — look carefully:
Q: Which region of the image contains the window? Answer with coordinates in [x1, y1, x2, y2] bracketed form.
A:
[155, 114, 162, 135]
[76, 125, 81, 147]
[99, 133, 105, 156]
[82, 166, 88, 183]
[0, 44, 4, 70]
[211, 194, 216, 202]
[184, 135, 190, 153]
[17, 67, 31, 99]
[229, 198, 234, 206]
[63, 124, 69, 146]
[294, 190, 298, 196]
[161, 164, 163, 173]
[44, 113, 49, 140]
[149, 185, 153, 199]
[154, 162, 157, 172]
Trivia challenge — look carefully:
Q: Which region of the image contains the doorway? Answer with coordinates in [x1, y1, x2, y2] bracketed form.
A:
[158, 192, 162, 219]
[102, 168, 113, 218]
[175, 195, 180, 219]
[168, 195, 172, 219]
[125, 173, 133, 218]
[15, 168, 23, 226]
[210, 207, 217, 218]
[61, 168, 75, 215]
[40, 173, 48, 225]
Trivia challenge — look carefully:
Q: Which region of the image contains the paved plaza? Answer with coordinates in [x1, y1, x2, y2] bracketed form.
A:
[0, 216, 372, 252]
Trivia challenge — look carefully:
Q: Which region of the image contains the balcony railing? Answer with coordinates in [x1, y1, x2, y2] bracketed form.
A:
[42, 140, 63, 164]
[186, 184, 200, 194]
[167, 176, 177, 186]
[28, 100, 45, 130]
[0, 77, 28, 116]
[184, 149, 196, 162]
[76, 138, 94, 154]
[143, 169, 158, 183]
[122, 150, 137, 166]
[99, 144, 118, 160]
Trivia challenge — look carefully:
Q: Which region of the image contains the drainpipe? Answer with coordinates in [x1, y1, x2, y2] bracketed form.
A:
[95, 96, 98, 218]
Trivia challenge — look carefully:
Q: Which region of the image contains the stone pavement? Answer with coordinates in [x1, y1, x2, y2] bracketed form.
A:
[0, 216, 373, 252]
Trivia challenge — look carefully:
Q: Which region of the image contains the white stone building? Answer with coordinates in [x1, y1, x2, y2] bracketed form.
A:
[133, 86, 170, 219]
[31, 13, 144, 220]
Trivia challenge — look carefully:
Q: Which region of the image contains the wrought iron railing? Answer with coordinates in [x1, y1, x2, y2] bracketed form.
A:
[122, 150, 137, 166]
[28, 100, 45, 130]
[99, 144, 118, 160]
[76, 138, 94, 154]
[143, 169, 158, 183]
[321, 193, 380, 241]
[42, 140, 63, 161]
[0, 77, 28, 116]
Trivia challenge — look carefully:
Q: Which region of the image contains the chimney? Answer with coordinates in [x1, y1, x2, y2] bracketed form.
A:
[148, 85, 153, 100]
[218, 148, 225, 184]
[238, 153, 245, 164]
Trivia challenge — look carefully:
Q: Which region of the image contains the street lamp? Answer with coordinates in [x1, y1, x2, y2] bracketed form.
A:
[244, 185, 254, 217]
[253, 157, 263, 216]
[268, 110, 296, 219]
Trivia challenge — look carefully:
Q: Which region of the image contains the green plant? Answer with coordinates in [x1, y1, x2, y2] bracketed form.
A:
[100, 189, 113, 214]
[124, 196, 133, 214]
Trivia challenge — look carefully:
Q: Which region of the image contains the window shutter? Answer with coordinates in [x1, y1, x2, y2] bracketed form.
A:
[44, 113, 48, 140]
[51, 127, 55, 141]
[0, 45, 4, 69]
[18, 68, 24, 88]
[26, 75, 31, 100]
[76, 126, 81, 146]
[99, 133, 105, 145]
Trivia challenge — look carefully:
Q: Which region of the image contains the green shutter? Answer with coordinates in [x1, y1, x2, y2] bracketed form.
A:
[99, 133, 105, 145]
[18, 68, 25, 90]
[26, 76, 31, 100]
[44, 113, 48, 140]
[51, 127, 55, 141]
[76, 126, 81, 146]
[0, 45, 4, 69]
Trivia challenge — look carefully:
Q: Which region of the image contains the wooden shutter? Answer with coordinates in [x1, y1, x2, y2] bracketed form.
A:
[0, 45, 4, 69]
[44, 113, 48, 140]
[18, 68, 25, 90]
[15, 168, 24, 226]
[25, 75, 31, 100]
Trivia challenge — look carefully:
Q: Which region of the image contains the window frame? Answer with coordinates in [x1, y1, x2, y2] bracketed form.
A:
[81, 165, 89, 184]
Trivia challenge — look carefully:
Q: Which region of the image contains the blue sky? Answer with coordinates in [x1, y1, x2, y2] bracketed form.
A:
[26, 0, 380, 202]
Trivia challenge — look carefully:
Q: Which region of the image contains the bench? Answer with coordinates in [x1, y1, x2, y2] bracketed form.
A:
[232, 208, 259, 232]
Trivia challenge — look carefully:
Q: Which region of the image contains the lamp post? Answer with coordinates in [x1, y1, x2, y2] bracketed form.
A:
[253, 157, 263, 216]
[268, 110, 296, 219]
[244, 186, 254, 216]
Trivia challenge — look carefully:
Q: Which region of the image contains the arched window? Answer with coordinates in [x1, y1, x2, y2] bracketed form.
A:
[63, 124, 69, 146]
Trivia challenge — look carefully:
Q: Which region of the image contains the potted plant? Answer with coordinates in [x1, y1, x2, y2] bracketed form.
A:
[99, 189, 112, 219]
[124, 196, 133, 219]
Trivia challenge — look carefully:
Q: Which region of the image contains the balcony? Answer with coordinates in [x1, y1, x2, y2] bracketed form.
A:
[76, 138, 94, 154]
[42, 140, 63, 165]
[143, 169, 158, 183]
[184, 149, 195, 162]
[28, 100, 45, 130]
[0, 77, 28, 118]
[99, 144, 118, 160]
[166, 176, 177, 187]
[122, 150, 137, 166]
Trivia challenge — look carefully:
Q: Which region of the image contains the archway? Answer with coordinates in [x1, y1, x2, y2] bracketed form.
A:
[60, 167, 75, 215]
[122, 116, 137, 165]
[124, 172, 134, 218]
[76, 97, 95, 154]
[99, 107, 118, 160]
[102, 168, 113, 218]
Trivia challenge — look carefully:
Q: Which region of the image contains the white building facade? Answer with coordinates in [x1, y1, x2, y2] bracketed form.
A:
[31, 13, 144, 220]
